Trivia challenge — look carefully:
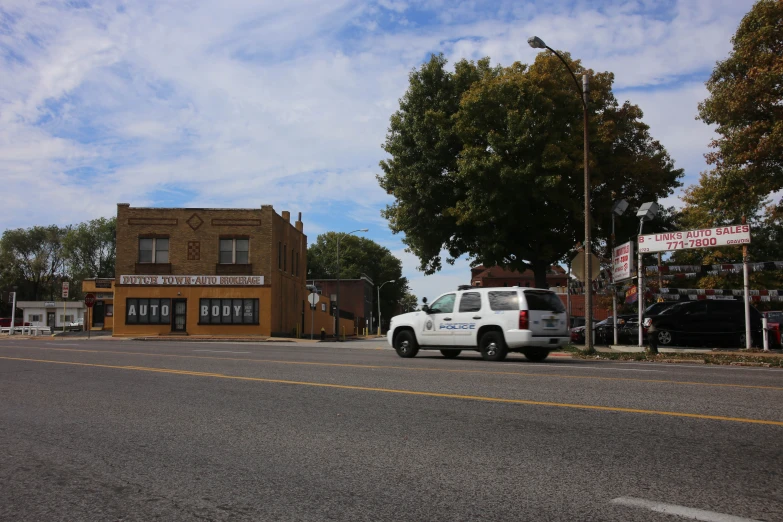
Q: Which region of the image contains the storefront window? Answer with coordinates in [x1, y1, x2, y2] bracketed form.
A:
[199, 298, 258, 325]
[126, 298, 171, 324]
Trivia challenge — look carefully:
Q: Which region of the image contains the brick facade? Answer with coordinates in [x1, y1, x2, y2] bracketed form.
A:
[114, 204, 307, 337]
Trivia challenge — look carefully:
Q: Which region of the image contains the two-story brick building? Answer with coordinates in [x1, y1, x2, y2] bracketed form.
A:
[113, 204, 307, 337]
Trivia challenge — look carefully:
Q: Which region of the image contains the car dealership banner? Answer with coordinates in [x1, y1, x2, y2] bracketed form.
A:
[638, 225, 751, 253]
[119, 275, 264, 286]
[612, 241, 634, 282]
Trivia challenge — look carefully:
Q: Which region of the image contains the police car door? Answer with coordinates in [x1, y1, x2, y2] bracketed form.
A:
[420, 293, 456, 346]
[452, 291, 482, 346]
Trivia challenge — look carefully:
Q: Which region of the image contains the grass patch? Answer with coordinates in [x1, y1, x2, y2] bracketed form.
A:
[569, 349, 783, 367]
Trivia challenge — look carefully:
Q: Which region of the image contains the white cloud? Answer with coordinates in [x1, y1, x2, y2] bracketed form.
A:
[0, 0, 758, 269]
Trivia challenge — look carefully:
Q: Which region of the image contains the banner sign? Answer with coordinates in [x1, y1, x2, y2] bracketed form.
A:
[639, 225, 750, 253]
[62, 281, 69, 298]
[119, 275, 264, 286]
[625, 285, 638, 304]
[612, 241, 634, 282]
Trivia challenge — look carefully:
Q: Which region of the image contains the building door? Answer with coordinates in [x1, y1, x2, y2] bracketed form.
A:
[93, 301, 105, 327]
[172, 299, 187, 332]
[47, 312, 55, 327]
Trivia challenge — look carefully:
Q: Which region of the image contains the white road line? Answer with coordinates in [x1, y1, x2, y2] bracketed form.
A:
[192, 349, 251, 354]
[611, 496, 761, 522]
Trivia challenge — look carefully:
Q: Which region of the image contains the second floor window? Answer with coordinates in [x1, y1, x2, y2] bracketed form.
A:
[220, 238, 249, 264]
[139, 238, 168, 263]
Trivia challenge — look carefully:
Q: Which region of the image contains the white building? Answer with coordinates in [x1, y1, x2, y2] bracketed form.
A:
[16, 301, 86, 328]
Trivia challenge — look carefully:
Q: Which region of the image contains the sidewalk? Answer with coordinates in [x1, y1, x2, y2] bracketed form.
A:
[602, 345, 783, 357]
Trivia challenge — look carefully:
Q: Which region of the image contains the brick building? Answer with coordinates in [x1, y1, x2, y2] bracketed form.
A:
[308, 276, 374, 334]
[470, 265, 568, 289]
[113, 204, 307, 337]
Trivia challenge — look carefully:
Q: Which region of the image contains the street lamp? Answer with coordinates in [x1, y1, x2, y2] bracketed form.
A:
[636, 201, 659, 348]
[335, 228, 368, 341]
[528, 35, 593, 352]
[377, 279, 396, 336]
[611, 199, 629, 346]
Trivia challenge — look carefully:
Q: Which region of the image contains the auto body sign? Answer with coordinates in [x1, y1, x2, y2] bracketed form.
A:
[639, 225, 750, 254]
[612, 241, 634, 282]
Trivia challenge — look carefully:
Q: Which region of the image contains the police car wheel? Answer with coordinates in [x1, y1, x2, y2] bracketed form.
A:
[479, 331, 507, 362]
[394, 330, 419, 358]
[440, 350, 461, 359]
[522, 348, 549, 362]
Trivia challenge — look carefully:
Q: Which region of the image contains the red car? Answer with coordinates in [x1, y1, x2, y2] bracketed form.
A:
[0, 318, 31, 327]
[763, 311, 782, 348]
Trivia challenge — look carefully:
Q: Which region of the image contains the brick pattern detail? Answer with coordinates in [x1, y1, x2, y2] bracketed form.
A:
[128, 218, 178, 226]
[187, 241, 201, 261]
[211, 219, 262, 227]
[187, 213, 204, 231]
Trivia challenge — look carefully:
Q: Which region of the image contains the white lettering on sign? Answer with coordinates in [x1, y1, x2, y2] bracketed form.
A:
[639, 225, 751, 253]
[223, 306, 230, 317]
[161, 305, 169, 316]
[612, 241, 634, 282]
[128, 305, 136, 316]
[201, 305, 208, 317]
[119, 275, 264, 286]
[212, 306, 219, 316]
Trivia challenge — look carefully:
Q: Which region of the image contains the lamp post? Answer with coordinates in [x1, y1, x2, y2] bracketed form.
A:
[335, 228, 368, 341]
[636, 202, 659, 350]
[611, 199, 629, 345]
[528, 35, 593, 352]
[377, 279, 396, 336]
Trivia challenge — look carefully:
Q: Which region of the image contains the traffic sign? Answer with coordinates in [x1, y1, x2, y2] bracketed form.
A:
[307, 292, 319, 308]
[62, 282, 70, 298]
[84, 293, 96, 308]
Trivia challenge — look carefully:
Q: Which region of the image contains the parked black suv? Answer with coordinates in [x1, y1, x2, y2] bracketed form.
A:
[648, 300, 762, 349]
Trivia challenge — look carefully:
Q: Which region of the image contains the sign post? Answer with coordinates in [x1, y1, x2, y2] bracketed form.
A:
[62, 282, 70, 334]
[612, 241, 634, 346]
[638, 224, 752, 349]
[7, 291, 16, 336]
[307, 293, 319, 340]
[84, 293, 96, 340]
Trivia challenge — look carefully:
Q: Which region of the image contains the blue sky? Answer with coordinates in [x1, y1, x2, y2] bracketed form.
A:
[0, 0, 756, 302]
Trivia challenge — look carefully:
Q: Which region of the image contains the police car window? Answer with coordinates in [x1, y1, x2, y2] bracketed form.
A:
[488, 291, 519, 311]
[458, 292, 482, 313]
[429, 294, 455, 314]
[524, 290, 566, 312]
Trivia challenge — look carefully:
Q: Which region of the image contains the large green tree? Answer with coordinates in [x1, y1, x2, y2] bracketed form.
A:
[63, 217, 117, 291]
[0, 225, 68, 301]
[307, 233, 414, 326]
[697, 0, 783, 207]
[379, 53, 683, 287]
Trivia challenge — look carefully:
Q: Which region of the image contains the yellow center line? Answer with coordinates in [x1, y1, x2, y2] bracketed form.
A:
[2, 345, 783, 392]
[1, 355, 781, 427]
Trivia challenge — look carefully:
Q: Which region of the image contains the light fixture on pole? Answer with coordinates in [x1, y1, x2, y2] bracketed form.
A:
[636, 201, 659, 348]
[377, 279, 396, 336]
[335, 228, 368, 341]
[528, 35, 594, 353]
[610, 199, 628, 346]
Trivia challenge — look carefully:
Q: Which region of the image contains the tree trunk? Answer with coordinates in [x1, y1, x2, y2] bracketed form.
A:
[531, 260, 550, 289]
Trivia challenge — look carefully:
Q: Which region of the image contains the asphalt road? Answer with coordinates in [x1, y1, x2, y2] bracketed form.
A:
[0, 337, 781, 521]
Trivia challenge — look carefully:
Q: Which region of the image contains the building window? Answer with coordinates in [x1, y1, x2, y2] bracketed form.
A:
[278, 242, 282, 269]
[291, 249, 294, 275]
[198, 298, 259, 325]
[59, 315, 74, 323]
[284, 244, 287, 271]
[30, 314, 42, 322]
[296, 252, 299, 277]
[126, 298, 171, 325]
[139, 238, 169, 263]
[219, 238, 249, 264]
[105, 304, 114, 317]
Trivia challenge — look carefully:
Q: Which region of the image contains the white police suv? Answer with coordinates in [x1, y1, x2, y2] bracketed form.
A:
[387, 286, 569, 362]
